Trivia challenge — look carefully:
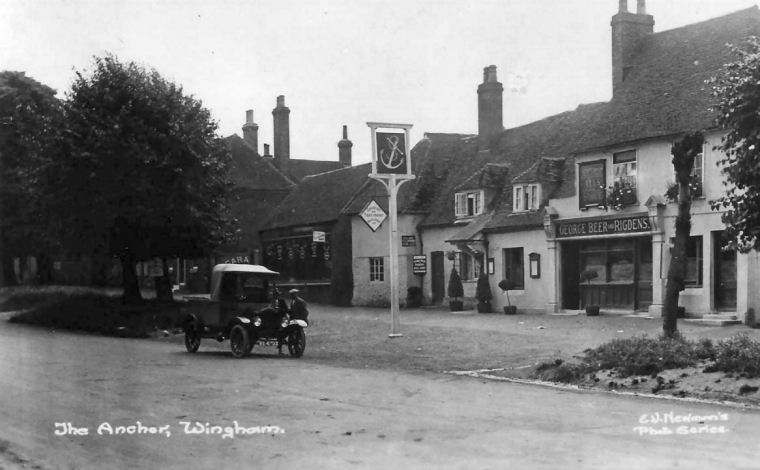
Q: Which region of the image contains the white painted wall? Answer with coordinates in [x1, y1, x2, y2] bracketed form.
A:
[350, 214, 423, 306]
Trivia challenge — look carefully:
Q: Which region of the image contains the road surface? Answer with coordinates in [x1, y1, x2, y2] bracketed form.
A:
[1, 312, 758, 469]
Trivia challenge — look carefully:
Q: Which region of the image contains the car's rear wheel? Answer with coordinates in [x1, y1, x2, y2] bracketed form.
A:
[184, 324, 201, 353]
[287, 326, 306, 358]
[230, 325, 251, 358]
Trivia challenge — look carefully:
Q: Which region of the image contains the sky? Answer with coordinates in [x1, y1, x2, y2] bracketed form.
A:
[2, 0, 758, 165]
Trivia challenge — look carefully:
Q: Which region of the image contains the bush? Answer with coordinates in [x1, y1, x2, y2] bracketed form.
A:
[475, 272, 492, 303]
[533, 359, 590, 383]
[707, 334, 760, 377]
[447, 268, 463, 300]
[583, 334, 699, 377]
[9, 293, 184, 337]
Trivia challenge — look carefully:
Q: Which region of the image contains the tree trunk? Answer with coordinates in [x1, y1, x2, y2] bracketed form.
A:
[120, 255, 142, 304]
[155, 257, 173, 302]
[662, 132, 702, 338]
[663, 196, 690, 337]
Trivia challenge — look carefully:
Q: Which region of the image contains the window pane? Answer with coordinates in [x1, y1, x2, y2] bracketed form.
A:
[609, 251, 634, 282]
[685, 236, 703, 286]
[580, 252, 606, 283]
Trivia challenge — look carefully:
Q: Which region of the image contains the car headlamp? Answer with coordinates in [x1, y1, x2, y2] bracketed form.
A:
[253, 317, 262, 327]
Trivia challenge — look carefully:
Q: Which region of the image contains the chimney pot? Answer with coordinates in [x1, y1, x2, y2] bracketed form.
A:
[619, 0, 627, 12]
[477, 65, 503, 150]
[242, 109, 259, 154]
[338, 125, 352, 167]
[636, 0, 645, 14]
[272, 95, 291, 168]
[263, 143, 271, 157]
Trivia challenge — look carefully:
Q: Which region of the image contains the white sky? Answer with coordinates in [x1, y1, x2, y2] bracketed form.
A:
[1, 0, 757, 165]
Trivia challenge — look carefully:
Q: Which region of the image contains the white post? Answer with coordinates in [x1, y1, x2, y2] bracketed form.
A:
[388, 175, 401, 336]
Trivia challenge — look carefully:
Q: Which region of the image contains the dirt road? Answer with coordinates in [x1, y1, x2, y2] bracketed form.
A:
[1, 310, 759, 469]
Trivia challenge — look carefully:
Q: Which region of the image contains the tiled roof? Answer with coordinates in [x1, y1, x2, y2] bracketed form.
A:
[225, 134, 295, 190]
[285, 159, 344, 182]
[341, 133, 475, 216]
[419, 7, 760, 230]
[456, 163, 510, 191]
[260, 163, 372, 231]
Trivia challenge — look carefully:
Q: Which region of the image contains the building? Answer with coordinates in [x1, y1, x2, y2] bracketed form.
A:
[321, 1, 760, 325]
[176, 97, 353, 291]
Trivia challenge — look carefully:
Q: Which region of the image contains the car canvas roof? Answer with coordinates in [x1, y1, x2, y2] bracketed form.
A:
[212, 264, 280, 275]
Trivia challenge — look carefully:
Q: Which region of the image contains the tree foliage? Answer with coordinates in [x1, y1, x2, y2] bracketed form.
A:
[0, 72, 62, 284]
[51, 55, 236, 301]
[710, 37, 760, 251]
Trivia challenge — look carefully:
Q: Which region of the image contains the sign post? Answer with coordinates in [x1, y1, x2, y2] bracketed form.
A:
[367, 122, 415, 337]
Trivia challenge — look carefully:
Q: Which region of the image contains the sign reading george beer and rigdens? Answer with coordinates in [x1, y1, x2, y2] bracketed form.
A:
[555, 214, 652, 238]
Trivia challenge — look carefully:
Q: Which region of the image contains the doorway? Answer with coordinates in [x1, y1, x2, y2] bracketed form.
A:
[713, 231, 737, 311]
[431, 251, 445, 304]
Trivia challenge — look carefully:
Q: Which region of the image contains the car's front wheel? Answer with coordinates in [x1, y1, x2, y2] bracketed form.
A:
[184, 324, 201, 353]
[287, 326, 306, 358]
[229, 325, 251, 358]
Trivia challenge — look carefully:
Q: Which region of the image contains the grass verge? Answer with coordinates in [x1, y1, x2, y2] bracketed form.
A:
[4, 287, 184, 338]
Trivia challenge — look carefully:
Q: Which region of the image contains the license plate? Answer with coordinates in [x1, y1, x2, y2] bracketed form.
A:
[256, 339, 279, 347]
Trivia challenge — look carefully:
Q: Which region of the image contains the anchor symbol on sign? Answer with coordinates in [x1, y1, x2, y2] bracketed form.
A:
[379, 135, 405, 170]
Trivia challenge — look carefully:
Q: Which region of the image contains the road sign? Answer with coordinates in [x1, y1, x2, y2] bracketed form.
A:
[313, 231, 326, 243]
[360, 199, 387, 232]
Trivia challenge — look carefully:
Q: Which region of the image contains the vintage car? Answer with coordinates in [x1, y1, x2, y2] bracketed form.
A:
[181, 264, 306, 358]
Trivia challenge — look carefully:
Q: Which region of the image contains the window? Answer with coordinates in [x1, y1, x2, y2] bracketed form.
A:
[690, 152, 704, 197]
[612, 150, 637, 204]
[513, 184, 540, 212]
[503, 248, 524, 290]
[455, 190, 484, 218]
[685, 236, 703, 286]
[369, 257, 384, 282]
[453, 251, 482, 281]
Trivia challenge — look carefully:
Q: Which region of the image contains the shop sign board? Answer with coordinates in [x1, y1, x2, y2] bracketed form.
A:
[313, 231, 326, 243]
[555, 214, 652, 238]
[401, 235, 416, 247]
[360, 199, 387, 232]
[412, 255, 427, 274]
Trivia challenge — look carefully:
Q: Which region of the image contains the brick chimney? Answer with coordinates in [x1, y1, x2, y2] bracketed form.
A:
[338, 125, 352, 167]
[611, 0, 654, 97]
[263, 143, 272, 158]
[477, 65, 503, 150]
[272, 95, 290, 170]
[242, 109, 259, 154]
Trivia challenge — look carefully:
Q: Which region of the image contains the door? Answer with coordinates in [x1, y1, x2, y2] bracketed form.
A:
[714, 232, 737, 310]
[561, 242, 580, 310]
[431, 251, 445, 304]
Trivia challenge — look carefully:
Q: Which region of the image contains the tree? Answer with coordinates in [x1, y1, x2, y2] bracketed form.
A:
[662, 131, 704, 338]
[710, 37, 760, 251]
[53, 55, 236, 302]
[0, 72, 62, 285]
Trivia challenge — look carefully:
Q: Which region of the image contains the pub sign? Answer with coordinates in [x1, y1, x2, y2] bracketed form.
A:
[375, 132, 408, 175]
[578, 159, 606, 208]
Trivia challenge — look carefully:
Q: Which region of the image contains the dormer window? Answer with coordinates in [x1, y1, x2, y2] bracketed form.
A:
[455, 190, 484, 218]
[513, 184, 540, 212]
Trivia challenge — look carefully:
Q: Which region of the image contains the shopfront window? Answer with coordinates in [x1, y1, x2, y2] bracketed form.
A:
[685, 236, 703, 286]
[263, 236, 332, 282]
[503, 248, 524, 290]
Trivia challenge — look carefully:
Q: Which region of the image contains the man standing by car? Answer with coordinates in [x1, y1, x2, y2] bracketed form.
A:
[288, 288, 309, 324]
[278, 289, 309, 355]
